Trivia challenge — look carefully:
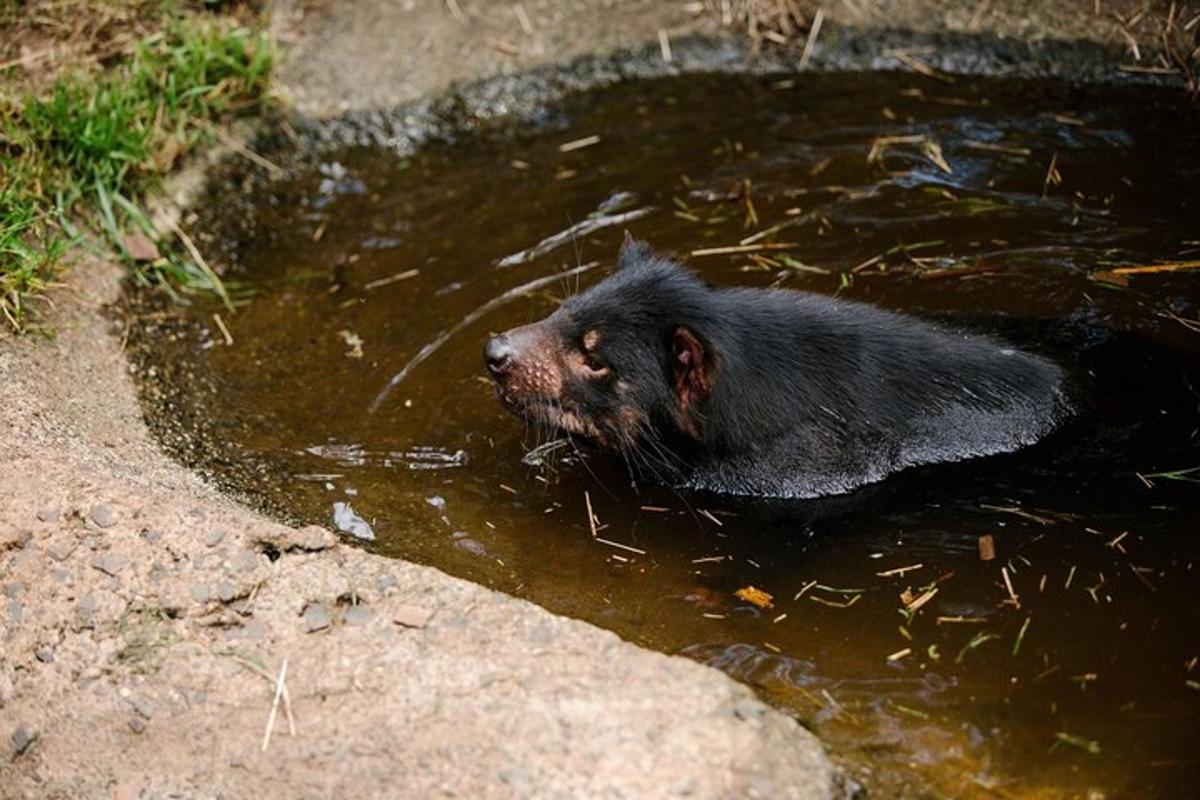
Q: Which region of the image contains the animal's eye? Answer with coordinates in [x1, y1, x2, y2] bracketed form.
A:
[583, 352, 608, 373]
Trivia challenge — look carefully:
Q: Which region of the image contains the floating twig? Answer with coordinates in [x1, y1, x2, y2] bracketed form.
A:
[364, 269, 419, 290]
[690, 242, 800, 257]
[594, 537, 645, 555]
[369, 261, 598, 411]
[495, 207, 652, 267]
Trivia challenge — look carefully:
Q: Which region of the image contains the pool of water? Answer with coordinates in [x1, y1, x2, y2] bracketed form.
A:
[131, 72, 1200, 797]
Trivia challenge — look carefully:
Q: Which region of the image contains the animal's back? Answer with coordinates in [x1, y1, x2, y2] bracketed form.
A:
[686, 289, 1068, 498]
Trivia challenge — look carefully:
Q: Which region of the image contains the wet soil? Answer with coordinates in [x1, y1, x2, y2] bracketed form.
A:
[130, 71, 1200, 797]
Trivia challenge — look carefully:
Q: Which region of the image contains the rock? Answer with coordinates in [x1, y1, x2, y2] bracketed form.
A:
[129, 697, 154, 720]
[48, 539, 78, 562]
[35, 648, 54, 664]
[122, 232, 161, 262]
[253, 524, 337, 553]
[91, 553, 128, 577]
[332, 502, 375, 541]
[303, 602, 332, 633]
[75, 593, 98, 616]
[2, 581, 25, 598]
[216, 582, 237, 603]
[392, 604, 434, 629]
[205, 530, 227, 547]
[11, 725, 37, 757]
[453, 538, 487, 558]
[128, 718, 146, 734]
[36, 503, 61, 523]
[376, 574, 398, 592]
[233, 551, 260, 573]
[141, 528, 163, 544]
[88, 504, 116, 528]
[344, 604, 373, 626]
[190, 584, 211, 603]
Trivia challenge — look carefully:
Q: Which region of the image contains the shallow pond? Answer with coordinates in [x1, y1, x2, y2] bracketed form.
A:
[132, 72, 1200, 797]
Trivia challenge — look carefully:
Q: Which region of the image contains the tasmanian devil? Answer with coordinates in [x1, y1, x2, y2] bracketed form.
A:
[484, 238, 1069, 499]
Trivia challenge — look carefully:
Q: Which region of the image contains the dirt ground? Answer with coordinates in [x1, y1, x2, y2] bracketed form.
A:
[0, 2, 1188, 799]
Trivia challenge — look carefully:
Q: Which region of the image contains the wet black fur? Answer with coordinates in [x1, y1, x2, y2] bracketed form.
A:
[533, 239, 1069, 499]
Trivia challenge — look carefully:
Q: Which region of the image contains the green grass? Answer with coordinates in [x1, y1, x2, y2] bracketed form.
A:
[0, 13, 272, 332]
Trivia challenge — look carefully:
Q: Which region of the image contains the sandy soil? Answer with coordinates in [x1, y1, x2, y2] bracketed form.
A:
[1, 1, 1184, 798]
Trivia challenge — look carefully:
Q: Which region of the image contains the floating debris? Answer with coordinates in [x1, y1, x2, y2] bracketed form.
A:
[978, 535, 996, 561]
[332, 501, 375, 541]
[735, 586, 774, 609]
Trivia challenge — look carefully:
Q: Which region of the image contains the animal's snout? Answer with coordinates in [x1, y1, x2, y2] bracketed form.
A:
[485, 335, 515, 377]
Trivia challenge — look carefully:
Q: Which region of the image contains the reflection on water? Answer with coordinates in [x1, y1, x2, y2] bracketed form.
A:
[132, 73, 1200, 798]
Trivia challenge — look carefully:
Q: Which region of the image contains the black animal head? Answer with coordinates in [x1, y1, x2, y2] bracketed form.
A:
[484, 237, 718, 458]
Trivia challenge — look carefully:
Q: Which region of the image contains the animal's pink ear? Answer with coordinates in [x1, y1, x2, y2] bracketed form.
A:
[671, 326, 711, 430]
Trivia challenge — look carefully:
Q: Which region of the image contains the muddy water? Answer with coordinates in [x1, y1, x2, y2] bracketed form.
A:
[135, 73, 1200, 797]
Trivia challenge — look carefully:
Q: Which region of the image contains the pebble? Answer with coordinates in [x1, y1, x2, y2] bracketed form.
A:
[141, 528, 163, 544]
[35, 647, 54, 663]
[190, 584, 211, 603]
[332, 502, 375, 541]
[376, 574, 398, 592]
[128, 719, 146, 734]
[88, 504, 116, 528]
[392, 604, 434, 629]
[36, 503, 61, 523]
[48, 539, 78, 562]
[303, 602, 332, 632]
[216, 582, 237, 603]
[453, 538, 487, 558]
[75, 593, 98, 616]
[344, 604, 373, 626]
[205, 530, 226, 547]
[233, 551, 260, 573]
[129, 697, 155, 720]
[2, 581, 25, 598]
[92, 554, 128, 577]
[11, 725, 37, 757]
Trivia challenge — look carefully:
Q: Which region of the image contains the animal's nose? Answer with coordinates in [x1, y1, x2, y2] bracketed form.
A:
[485, 336, 514, 376]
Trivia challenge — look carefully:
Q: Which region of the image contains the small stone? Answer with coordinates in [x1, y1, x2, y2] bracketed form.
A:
[75, 593, 98, 615]
[35, 648, 54, 663]
[332, 502, 375, 541]
[129, 697, 154, 720]
[205, 530, 226, 547]
[344, 604, 372, 626]
[392, 604, 434, 629]
[216, 582, 237, 603]
[88, 504, 116, 528]
[302, 602, 332, 633]
[91, 553, 128, 577]
[453, 538, 487, 558]
[376, 574, 398, 592]
[2, 581, 25, 598]
[48, 539, 77, 562]
[36, 503, 61, 523]
[190, 584, 211, 603]
[233, 551, 260, 573]
[141, 528, 163, 544]
[11, 725, 37, 756]
[122, 232, 160, 262]
[225, 619, 267, 641]
[128, 718, 146, 734]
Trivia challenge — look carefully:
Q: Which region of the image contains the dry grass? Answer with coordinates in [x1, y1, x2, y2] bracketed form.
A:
[703, 0, 816, 48]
